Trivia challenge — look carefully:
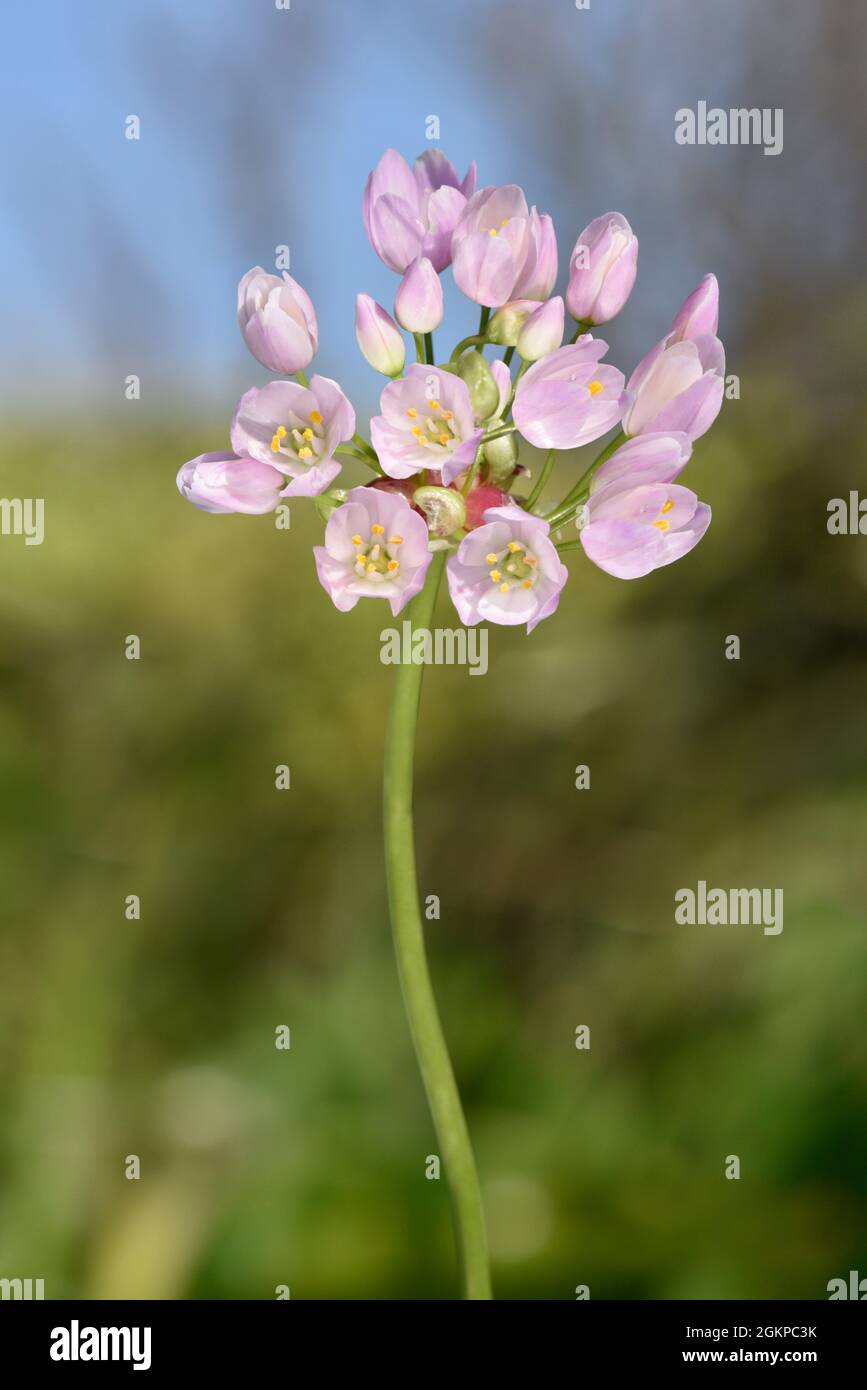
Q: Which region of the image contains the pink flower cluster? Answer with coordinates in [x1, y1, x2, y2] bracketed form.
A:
[178, 147, 726, 631]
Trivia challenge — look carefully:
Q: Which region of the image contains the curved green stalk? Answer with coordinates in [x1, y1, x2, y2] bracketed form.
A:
[382, 551, 492, 1300]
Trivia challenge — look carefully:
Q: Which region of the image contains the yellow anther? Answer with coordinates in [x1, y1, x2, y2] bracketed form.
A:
[485, 552, 498, 564]
[438, 433, 450, 445]
[653, 519, 670, 532]
[489, 569, 502, 582]
[488, 228, 497, 237]
[387, 560, 399, 572]
[352, 534, 363, 546]
[371, 523, 384, 535]
[522, 579, 533, 589]
[366, 563, 377, 574]
[310, 410, 323, 424]
[428, 399, 441, 411]
[411, 426, 423, 437]
[500, 218, 509, 227]
[507, 541, 521, 552]
[499, 582, 510, 593]
[388, 535, 403, 546]
[270, 433, 282, 452]
[406, 407, 418, 418]
[302, 428, 314, 441]
[441, 410, 454, 421]
[526, 556, 537, 566]
[298, 446, 313, 459]
[661, 499, 674, 514]
[588, 380, 604, 397]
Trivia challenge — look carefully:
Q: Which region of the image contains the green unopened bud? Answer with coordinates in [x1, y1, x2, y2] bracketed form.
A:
[487, 299, 538, 347]
[412, 485, 466, 539]
[482, 430, 519, 486]
[456, 349, 500, 422]
[314, 489, 347, 523]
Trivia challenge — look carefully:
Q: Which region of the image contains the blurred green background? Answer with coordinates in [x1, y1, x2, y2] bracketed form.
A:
[1, 0, 866, 1299]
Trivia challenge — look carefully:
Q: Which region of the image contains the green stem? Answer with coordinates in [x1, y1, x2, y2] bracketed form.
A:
[295, 369, 310, 387]
[449, 334, 488, 364]
[382, 552, 492, 1301]
[525, 448, 557, 511]
[481, 423, 516, 444]
[414, 333, 426, 364]
[336, 446, 383, 472]
[502, 345, 515, 368]
[555, 538, 584, 552]
[424, 332, 435, 366]
[546, 430, 626, 530]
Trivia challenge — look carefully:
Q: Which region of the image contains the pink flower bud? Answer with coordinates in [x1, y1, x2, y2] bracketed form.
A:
[355, 295, 406, 377]
[669, 274, 719, 341]
[517, 296, 565, 361]
[566, 213, 638, 326]
[394, 257, 444, 333]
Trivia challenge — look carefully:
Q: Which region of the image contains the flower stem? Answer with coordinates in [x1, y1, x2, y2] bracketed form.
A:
[382, 551, 492, 1301]
[545, 429, 626, 529]
[424, 332, 435, 365]
[449, 334, 488, 364]
[525, 447, 557, 511]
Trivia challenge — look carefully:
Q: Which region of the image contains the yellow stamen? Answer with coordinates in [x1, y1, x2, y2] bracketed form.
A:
[387, 560, 399, 572]
[371, 523, 384, 535]
[661, 499, 674, 514]
[499, 582, 509, 593]
[488, 228, 497, 237]
[441, 410, 454, 421]
[588, 380, 604, 397]
[310, 410, 323, 424]
[352, 534, 363, 546]
[522, 579, 533, 589]
[485, 552, 498, 564]
[406, 407, 418, 418]
[428, 399, 440, 411]
[366, 564, 377, 574]
[500, 218, 509, 227]
[270, 433, 282, 452]
[438, 433, 450, 445]
[388, 535, 403, 545]
[298, 446, 313, 459]
[489, 570, 501, 582]
[507, 541, 521, 552]
[653, 519, 670, 532]
[411, 426, 423, 437]
[302, 428, 314, 441]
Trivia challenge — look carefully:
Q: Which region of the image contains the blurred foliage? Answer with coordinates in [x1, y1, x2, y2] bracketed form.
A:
[1, 283, 866, 1298]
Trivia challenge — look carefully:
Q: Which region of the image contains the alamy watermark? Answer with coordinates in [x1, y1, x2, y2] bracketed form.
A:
[1, 1276, 44, 1299]
[676, 102, 783, 157]
[380, 623, 488, 676]
[675, 880, 783, 935]
[0, 497, 44, 545]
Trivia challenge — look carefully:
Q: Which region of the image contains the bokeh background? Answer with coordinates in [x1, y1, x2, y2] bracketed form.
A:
[1, 0, 866, 1299]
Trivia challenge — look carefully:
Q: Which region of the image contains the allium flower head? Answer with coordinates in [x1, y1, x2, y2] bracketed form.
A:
[447, 505, 568, 632]
[363, 148, 476, 274]
[314, 485, 431, 616]
[512, 337, 625, 450]
[371, 364, 483, 487]
[237, 267, 319, 374]
[231, 376, 355, 497]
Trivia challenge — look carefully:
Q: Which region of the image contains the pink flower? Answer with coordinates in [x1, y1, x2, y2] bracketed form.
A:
[363, 148, 476, 274]
[394, 256, 444, 333]
[314, 486, 431, 616]
[176, 451, 287, 514]
[451, 186, 557, 308]
[237, 267, 318, 374]
[579, 479, 711, 579]
[370, 364, 483, 487]
[512, 337, 625, 450]
[447, 504, 568, 632]
[669, 274, 719, 342]
[622, 333, 724, 440]
[517, 296, 564, 361]
[230, 375, 355, 497]
[566, 213, 638, 326]
[356, 295, 406, 376]
[589, 431, 693, 500]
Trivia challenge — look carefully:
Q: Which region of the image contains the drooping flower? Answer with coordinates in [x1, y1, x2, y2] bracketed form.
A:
[512, 337, 625, 449]
[579, 479, 711, 579]
[669, 273, 719, 342]
[589, 431, 693, 500]
[314, 485, 431, 616]
[363, 148, 476, 274]
[370, 364, 483, 486]
[566, 213, 638, 326]
[355, 295, 406, 376]
[517, 296, 565, 361]
[230, 376, 355, 497]
[451, 187, 557, 308]
[394, 256, 444, 333]
[176, 451, 287, 514]
[622, 333, 724, 440]
[237, 267, 318, 374]
[447, 504, 568, 632]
